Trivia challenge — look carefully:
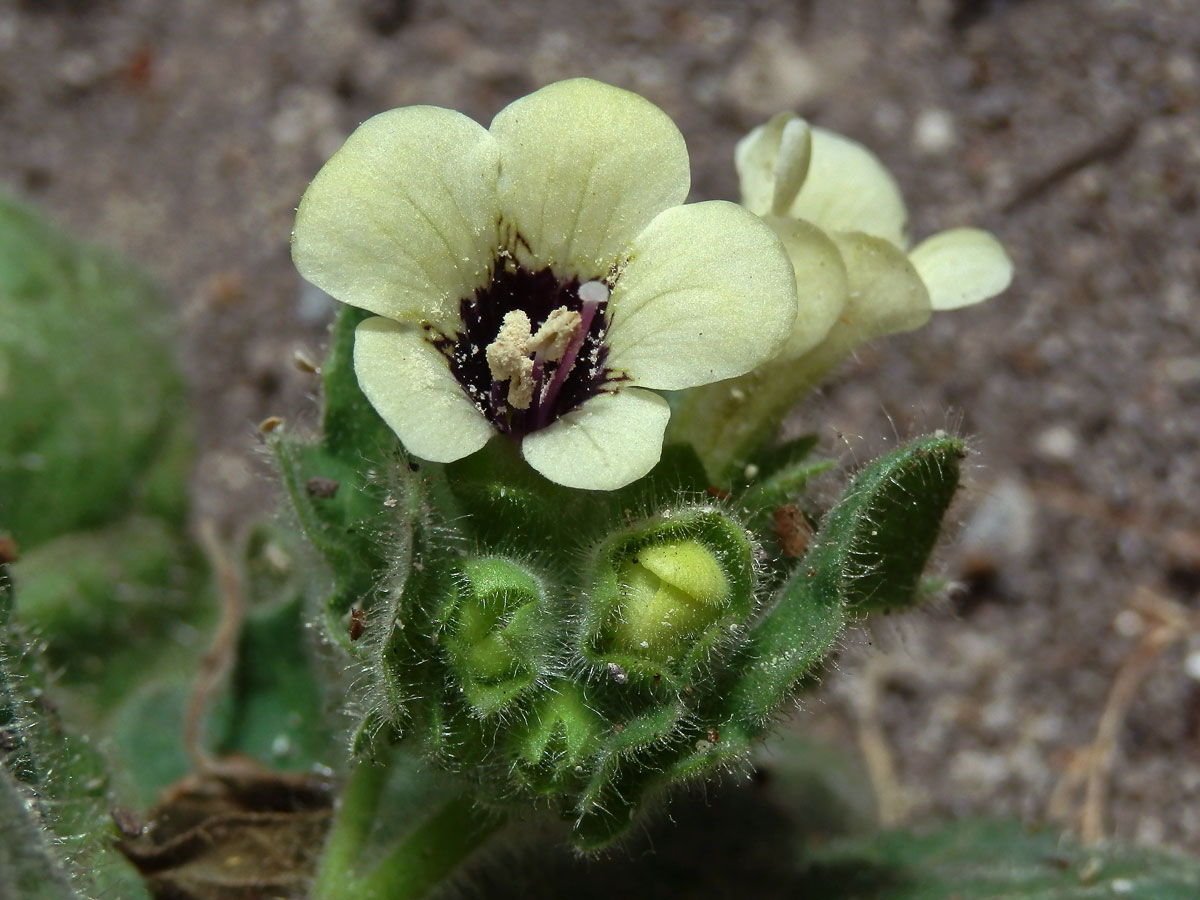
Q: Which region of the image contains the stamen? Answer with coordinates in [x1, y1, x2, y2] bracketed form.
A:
[486, 310, 536, 410]
[528, 306, 582, 362]
[533, 285, 605, 429]
[505, 358, 535, 409]
[443, 266, 614, 437]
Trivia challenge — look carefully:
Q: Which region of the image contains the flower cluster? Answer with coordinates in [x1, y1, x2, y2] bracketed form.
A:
[293, 81, 1012, 492]
[292, 79, 797, 490]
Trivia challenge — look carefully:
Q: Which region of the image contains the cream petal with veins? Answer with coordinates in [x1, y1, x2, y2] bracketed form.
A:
[761, 215, 847, 361]
[521, 389, 671, 490]
[605, 201, 797, 390]
[820, 231, 931, 354]
[292, 106, 501, 331]
[909, 228, 1014, 311]
[490, 79, 690, 279]
[354, 317, 494, 463]
[787, 126, 909, 248]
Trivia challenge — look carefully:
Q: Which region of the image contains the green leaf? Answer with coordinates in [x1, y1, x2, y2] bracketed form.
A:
[104, 679, 194, 808]
[272, 307, 425, 648]
[0, 771, 79, 900]
[272, 436, 399, 637]
[796, 819, 1200, 899]
[10, 515, 207, 717]
[722, 564, 845, 730]
[0, 193, 191, 550]
[1, 565, 151, 899]
[813, 432, 965, 614]
[726, 434, 964, 727]
[215, 587, 338, 770]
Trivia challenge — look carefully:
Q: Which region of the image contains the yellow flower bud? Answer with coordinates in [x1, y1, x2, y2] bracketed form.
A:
[611, 541, 730, 656]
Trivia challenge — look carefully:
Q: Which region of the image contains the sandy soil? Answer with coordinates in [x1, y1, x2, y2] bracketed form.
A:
[3, 0, 1198, 854]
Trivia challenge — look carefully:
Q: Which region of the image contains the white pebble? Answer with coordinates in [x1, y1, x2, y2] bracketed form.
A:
[912, 107, 957, 156]
[1113, 609, 1144, 638]
[1184, 650, 1200, 681]
[1034, 424, 1079, 461]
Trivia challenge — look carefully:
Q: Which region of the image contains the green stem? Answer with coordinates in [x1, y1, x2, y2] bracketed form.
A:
[312, 759, 504, 900]
[312, 761, 389, 898]
[356, 794, 504, 900]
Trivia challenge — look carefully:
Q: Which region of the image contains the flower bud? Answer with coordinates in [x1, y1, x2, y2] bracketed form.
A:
[581, 508, 755, 686]
[509, 683, 601, 795]
[610, 541, 729, 656]
[441, 557, 553, 717]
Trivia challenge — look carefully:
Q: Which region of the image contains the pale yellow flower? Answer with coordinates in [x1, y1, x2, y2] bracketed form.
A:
[292, 79, 797, 490]
[735, 112, 1014, 362]
[668, 113, 1014, 479]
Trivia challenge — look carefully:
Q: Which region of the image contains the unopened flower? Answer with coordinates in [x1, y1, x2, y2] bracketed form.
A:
[292, 79, 797, 490]
[735, 112, 1013, 362]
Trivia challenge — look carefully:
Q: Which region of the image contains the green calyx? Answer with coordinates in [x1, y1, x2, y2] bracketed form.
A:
[510, 683, 601, 794]
[582, 508, 755, 686]
[441, 557, 553, 717]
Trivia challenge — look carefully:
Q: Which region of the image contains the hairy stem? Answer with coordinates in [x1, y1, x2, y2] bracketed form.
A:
[313, 759, 504, 900]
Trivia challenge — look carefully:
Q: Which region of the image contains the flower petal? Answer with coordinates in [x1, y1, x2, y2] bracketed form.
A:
[908, 227, 1014, 310]
[293, 106, 501, 329]
[490, 78, 689, 280]
[763, 215, 847, 361]
[734, 111, 792, 217]
[772, 118, 813, 217]
[605, 201, 797, 390]
[354, 317, 495, 462]
[786, 127, 909, 249]
[521, 388, 670, 490]
[819, 231, 931, 355]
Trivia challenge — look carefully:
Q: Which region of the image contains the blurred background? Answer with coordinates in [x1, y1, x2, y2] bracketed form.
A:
[1, 0, 1197, 851]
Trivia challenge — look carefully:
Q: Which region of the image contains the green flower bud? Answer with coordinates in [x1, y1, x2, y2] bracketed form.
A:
[441, 557, 554, 717]
[509, 682, 602, 795]
[581, 508, 756, 686]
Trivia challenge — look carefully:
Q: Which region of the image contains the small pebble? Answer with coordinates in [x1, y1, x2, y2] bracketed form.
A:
[1113, 609, 1144, 638]
[1034, 424, 1079, 462]
[1183, 650, 1200, 681]
[913, 107, 957, 156]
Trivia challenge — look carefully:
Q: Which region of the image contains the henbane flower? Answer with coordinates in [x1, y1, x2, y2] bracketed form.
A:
[292, 79, 798, 491]
[668, 112, 1014, 479]
[734, 112, 1014, 364]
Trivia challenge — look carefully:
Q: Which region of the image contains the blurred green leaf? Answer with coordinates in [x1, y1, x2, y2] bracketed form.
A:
[105, 679, 193, 809]
[796, 819, 1200, 899]
[11, 515, 206, 717]
[0, 193, 191, 549]
[215, 588, 337, 771]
